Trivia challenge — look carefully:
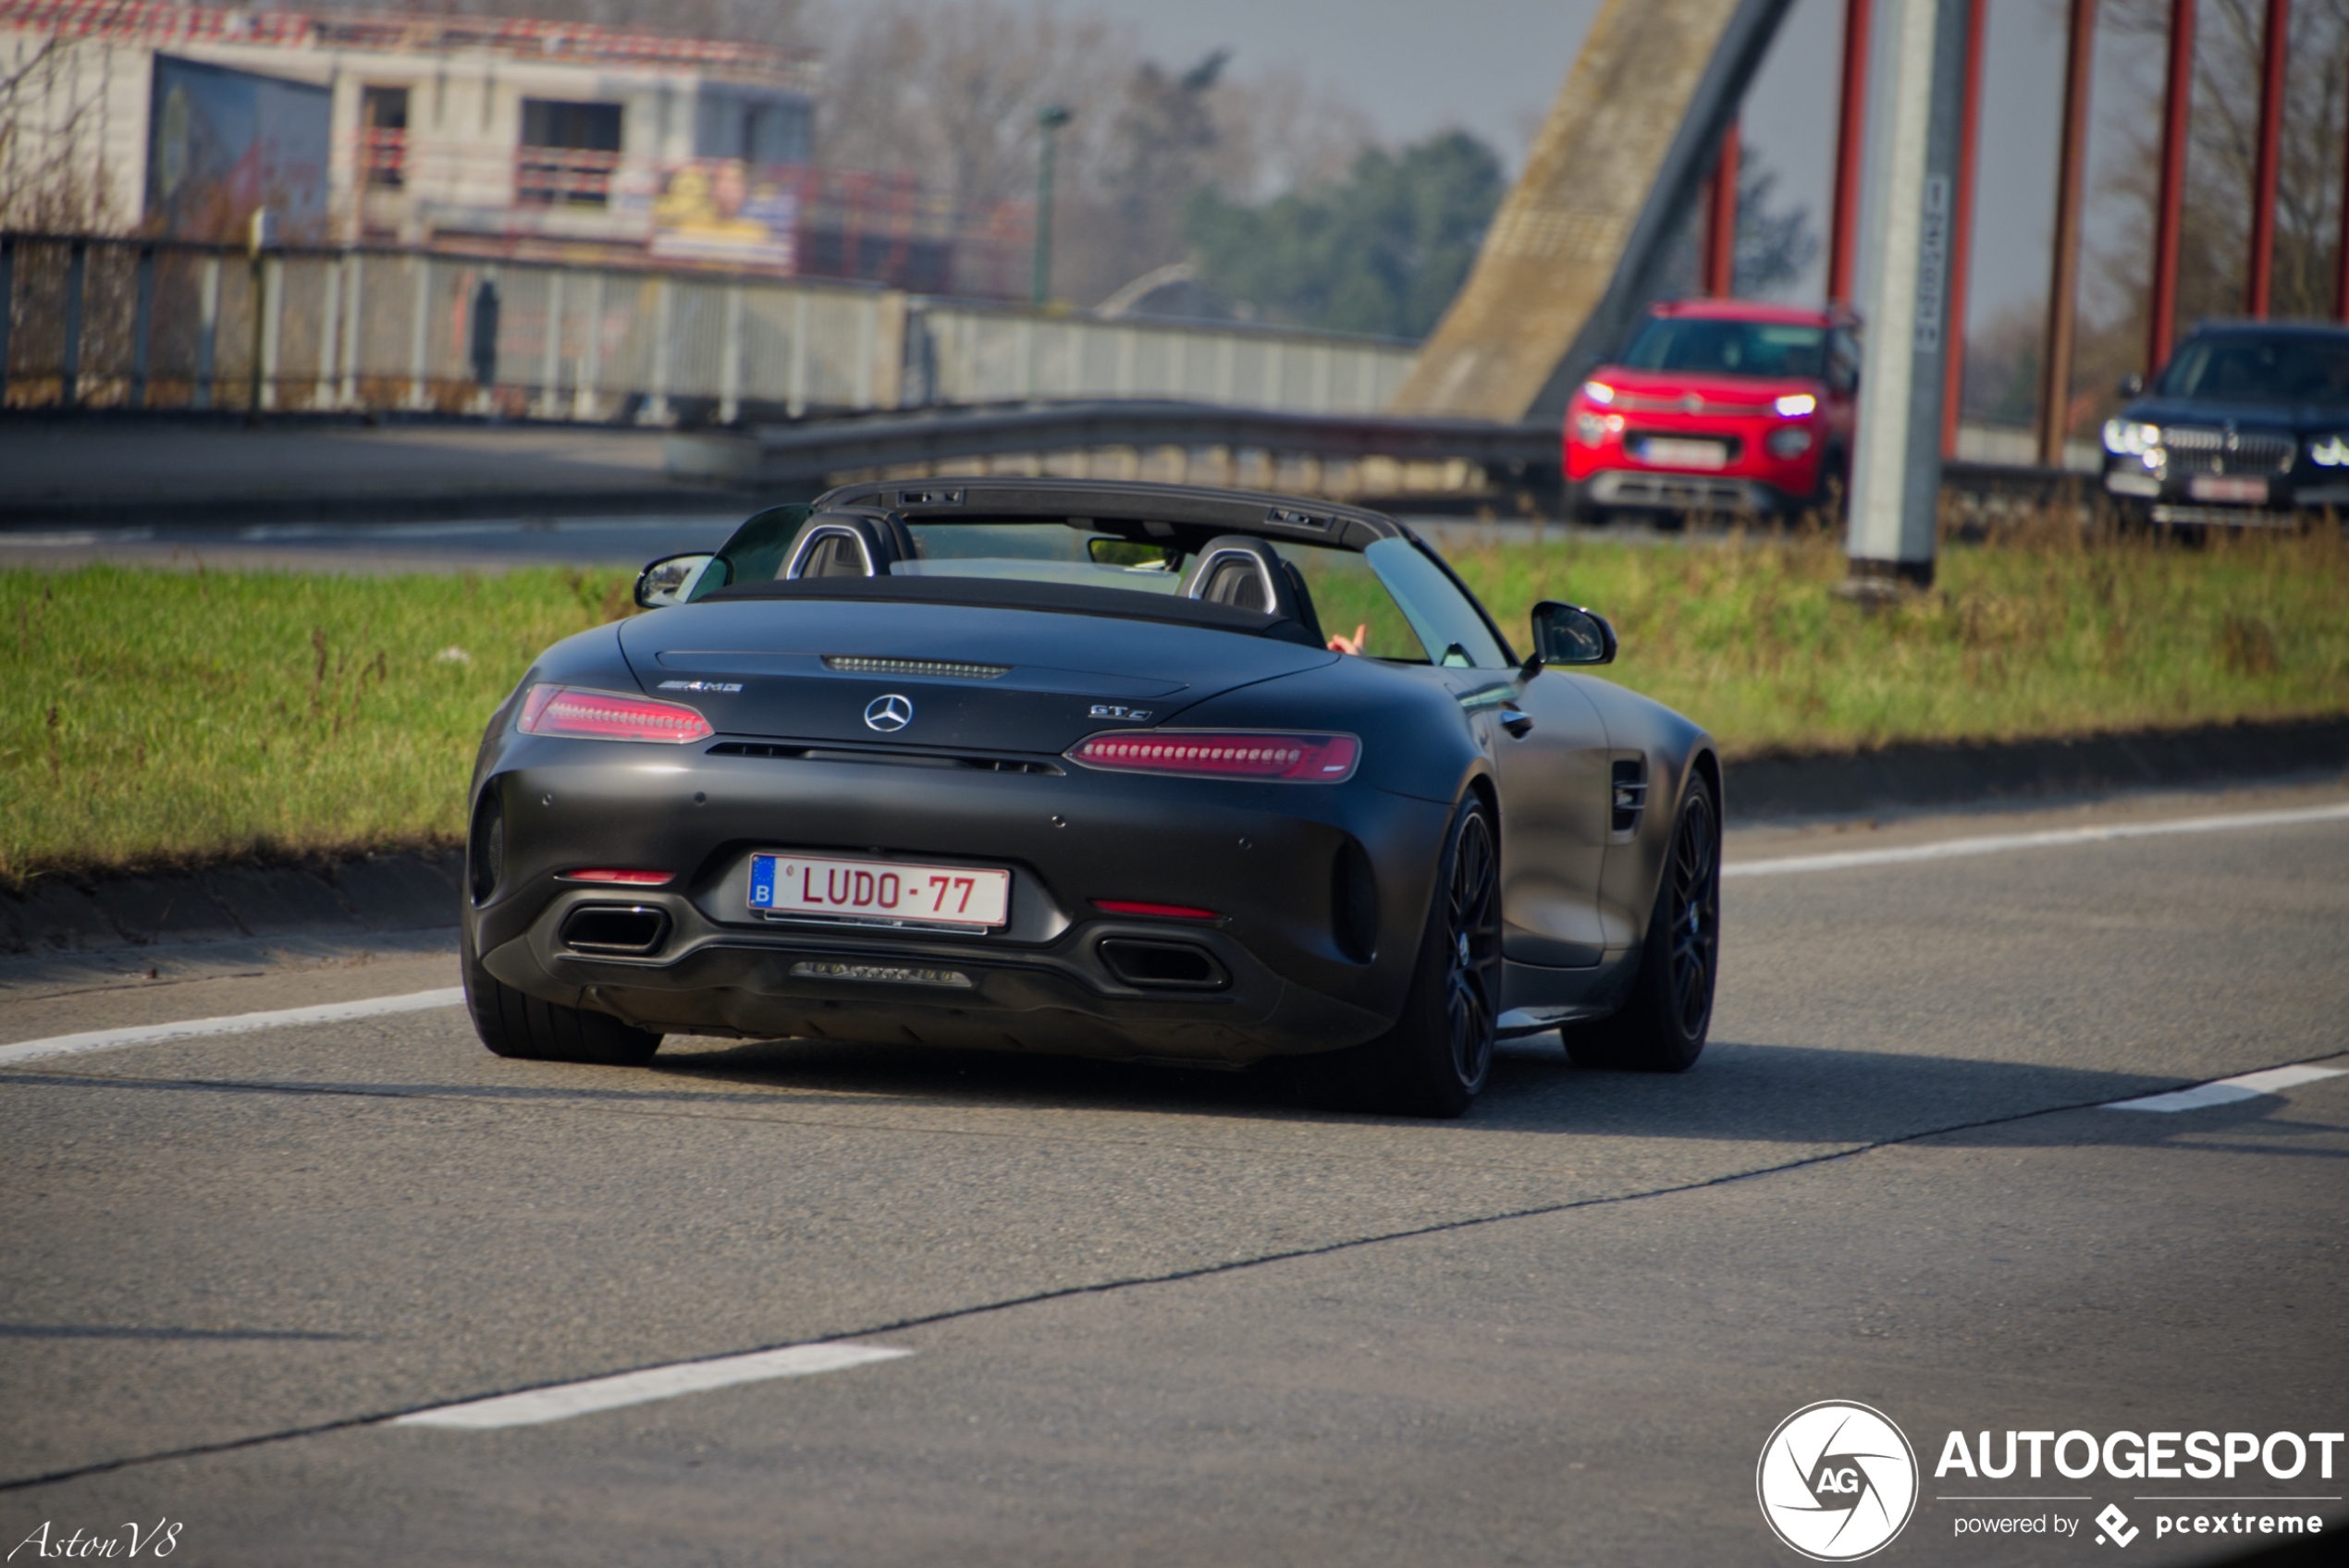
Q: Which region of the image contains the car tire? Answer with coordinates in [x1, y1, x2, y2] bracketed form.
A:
[462, 930, 663, 1066]
[1292, 795, 1502, 1118]
[1566, 773, 1718, 1073]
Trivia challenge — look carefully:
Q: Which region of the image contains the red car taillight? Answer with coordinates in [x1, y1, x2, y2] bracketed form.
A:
[518, 684, 713, 744]
[1066, 731, 1360, 783]
[1094, 899, 1221, 920]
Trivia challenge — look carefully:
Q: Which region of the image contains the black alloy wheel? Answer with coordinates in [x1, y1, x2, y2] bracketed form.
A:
[1293, 796, 1501, 1118]
[1439, 805, 1504, 1094]
[1659, 783, 1720, 1037]
[1567, 774, 1718, 1073]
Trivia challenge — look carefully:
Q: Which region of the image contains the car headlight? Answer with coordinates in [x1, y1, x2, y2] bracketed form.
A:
[2102, 419, 2161, 457]
[1773, 392, 1816, 418]
[1765, 427, 1814, 458]
[1581, 380, 1617, 407]
[2310, 435, 2349, 467]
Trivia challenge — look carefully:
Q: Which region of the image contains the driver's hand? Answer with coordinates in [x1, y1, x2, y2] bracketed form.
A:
[1327, 623, 1368, 655]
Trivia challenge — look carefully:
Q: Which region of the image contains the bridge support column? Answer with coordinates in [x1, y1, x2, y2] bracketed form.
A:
[2338, 80, 2349, 320]
[1703, 119, 1740, 299]
[1827, 0, 1872, 304]
[2245, 0, 2288, 317]
[1940, 0, 1985, 459]
[1845, 0, 1968, 593]
[2037, 0, 2096, 470]
[2149, 0, 2197, 369]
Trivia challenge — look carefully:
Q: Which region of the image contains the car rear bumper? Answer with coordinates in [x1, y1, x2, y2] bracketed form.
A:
[463, 741, 1453, 1062]
[477, 913, 1392, 1064]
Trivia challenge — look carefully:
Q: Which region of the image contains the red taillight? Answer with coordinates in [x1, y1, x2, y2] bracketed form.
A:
[1067, 730, 1360, 783]
[518, 685, 712, 744]
[1094, 900, 1221, 921]
[558, 868, 676, 886]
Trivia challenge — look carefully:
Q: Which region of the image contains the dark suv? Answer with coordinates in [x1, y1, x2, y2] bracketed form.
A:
[2103, 323, 2349, 526]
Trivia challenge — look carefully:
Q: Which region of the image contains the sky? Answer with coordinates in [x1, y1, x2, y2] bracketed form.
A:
[1027, 0, 2158, 342]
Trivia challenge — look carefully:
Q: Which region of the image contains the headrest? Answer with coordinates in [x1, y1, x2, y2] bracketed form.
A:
[780, 513, 917, 579]
[1176, 535, 1323, 645]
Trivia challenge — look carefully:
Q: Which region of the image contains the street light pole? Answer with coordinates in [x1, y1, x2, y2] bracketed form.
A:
[1844, 0, 1968, 593]
[1032, 105, 1071, 309]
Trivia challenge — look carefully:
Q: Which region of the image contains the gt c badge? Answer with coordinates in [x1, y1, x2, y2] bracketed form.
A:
[864, 693, 914, 731]
[1088, 704, 1153, 721]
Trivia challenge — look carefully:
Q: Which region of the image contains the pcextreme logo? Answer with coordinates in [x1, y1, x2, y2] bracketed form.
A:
[1757, 1401, 1921, 1561]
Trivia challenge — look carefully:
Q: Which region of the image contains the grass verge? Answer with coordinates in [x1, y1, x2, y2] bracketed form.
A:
[3, 528, 2344, 883]
[2, 564, 635, 886]
[1445, 521, 2349, 758]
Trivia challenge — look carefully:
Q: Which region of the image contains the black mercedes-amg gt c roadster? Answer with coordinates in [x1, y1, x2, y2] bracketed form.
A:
[461, 479, 1721, 1116]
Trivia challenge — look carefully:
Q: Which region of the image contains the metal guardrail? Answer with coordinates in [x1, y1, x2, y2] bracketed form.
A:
[663, 400, 2122, 515]
[664, 400, 1557, 492]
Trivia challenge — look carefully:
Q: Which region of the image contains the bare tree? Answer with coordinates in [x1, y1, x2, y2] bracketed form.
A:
[812, 0, 1133, 212]
[0, 36, 126, 230]
[2096, 0, 2347, 346]
[810, 0, 1374, 303]
[1965, 1, 2348, 439]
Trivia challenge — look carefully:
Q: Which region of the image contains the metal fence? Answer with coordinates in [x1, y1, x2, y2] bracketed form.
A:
[0, 233, 1423, 423]
[0, 235, 901, 421]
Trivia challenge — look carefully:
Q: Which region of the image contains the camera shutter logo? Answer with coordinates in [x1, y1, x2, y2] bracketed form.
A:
[1756, 1401, 1919, 1561]
[864, 693, 914, 732]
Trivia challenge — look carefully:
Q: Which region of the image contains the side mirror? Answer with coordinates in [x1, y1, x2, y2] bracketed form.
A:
[2118, 373, 2146, 398]
[633, 553, 725, 609]
[1525, 601, 1617, 670]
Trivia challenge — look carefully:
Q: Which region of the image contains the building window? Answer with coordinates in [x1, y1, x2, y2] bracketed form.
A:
[518, 98, 622, 208]
[361, 85, 409, 190]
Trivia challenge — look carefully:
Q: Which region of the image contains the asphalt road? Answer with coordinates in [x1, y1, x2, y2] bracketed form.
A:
[3, 790, 2345, 1565]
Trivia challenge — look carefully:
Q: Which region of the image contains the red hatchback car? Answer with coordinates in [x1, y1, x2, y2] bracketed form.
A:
[1564, 300, 1861, 522]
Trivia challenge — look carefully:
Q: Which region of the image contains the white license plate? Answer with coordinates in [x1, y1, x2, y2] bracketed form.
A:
[2189, 474, 2269, 503]
[749, 853, 1011, 927]
[1639, 437, 1729, 470]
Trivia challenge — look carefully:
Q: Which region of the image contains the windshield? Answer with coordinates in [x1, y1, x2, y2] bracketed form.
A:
[1620, 317, 1826, 378]
[706, 511, 1507, 665]
[2155, 333, 2349, 408]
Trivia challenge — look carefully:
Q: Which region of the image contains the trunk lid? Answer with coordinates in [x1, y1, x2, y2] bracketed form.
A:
[617, 597, 1336, 757]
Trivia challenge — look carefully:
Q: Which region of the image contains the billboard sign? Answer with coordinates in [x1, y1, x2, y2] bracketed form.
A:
[146, 55, 331, 240]
[650, 160, 797, 270]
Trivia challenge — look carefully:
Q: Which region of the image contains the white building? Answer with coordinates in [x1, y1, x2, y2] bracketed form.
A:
[0, 0, 819, 266]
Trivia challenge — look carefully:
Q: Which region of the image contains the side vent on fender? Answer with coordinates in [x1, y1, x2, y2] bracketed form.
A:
[1332, 839, 1378, 964]
[1611, 759, 1648, 835]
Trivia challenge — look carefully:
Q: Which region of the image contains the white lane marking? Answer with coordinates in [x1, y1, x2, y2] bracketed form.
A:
[391, 1341, 912, 1429]
[2101, 1064, 2345, 1113]
[0, 988, 466, 1068]
[1726, 801, 2349, 879]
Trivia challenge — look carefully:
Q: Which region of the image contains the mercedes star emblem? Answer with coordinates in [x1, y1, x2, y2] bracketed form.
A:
[864, 692, 914, 732]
